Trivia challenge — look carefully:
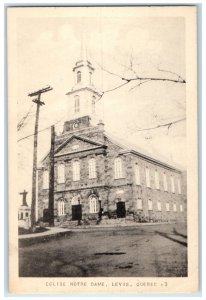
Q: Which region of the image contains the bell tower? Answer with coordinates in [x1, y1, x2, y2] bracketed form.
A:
[66, 48, 102, 122]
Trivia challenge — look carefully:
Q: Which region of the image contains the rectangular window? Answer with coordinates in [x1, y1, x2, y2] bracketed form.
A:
[163, 173, 168, 191]
[114, 158, 123, 179]
[135, 163, 141, 185]
[166, 203, 170, 211]
[180, 204, 183, 212]
[155, 170, 160, 189]
[57, 164, 65, 184]
[178, 179, 181, 194]
[43, 170, 49, 189]
[89, 158, 96, 179]
[170, 176, 175, 193]
[157, 201, 162, 211]
[173, 203, 177, 212]
[73, 161, 80, 181]
[137, 198, 143, 210]
[146, 167, 150, 188]
[148, 199, 153, 211]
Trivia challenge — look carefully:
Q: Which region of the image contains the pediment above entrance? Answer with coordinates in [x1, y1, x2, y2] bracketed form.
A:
[54, 135, 106, 157]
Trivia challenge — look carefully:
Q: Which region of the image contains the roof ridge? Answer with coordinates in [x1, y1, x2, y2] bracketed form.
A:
[104, 132, 183, 171]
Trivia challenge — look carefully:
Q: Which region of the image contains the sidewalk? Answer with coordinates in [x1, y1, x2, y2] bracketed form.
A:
[19, 226, 71, 240]
[19, 221, 177, 240]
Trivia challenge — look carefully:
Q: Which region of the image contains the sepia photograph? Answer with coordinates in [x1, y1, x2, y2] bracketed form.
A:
[8, 5, 198, 294]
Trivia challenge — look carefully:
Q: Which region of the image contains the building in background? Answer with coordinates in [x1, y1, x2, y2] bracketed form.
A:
[18, 190, 31, 229]
[37, 57, 187, 225]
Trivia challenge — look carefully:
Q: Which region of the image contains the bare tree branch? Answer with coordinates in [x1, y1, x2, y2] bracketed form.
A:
[96, 62, 124, 80]
[121, 75, 185, 84]
[135, 118, 186, 132]
[129, 79, 152, 91]
[103, 81, 130, 93]
[157, 66, 185, 83]
[17, 104, 34, 131]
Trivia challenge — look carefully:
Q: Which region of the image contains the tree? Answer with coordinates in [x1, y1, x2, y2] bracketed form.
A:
[96, 57, 186, 136]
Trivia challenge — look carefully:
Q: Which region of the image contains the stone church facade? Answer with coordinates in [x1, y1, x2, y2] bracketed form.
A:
[37, 58, 187, 225]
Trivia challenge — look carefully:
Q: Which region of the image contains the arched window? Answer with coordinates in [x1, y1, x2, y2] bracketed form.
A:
[134, 163, 140, 185]
[57, 199, 65, 216]
[92, 96, 95, 114]
[57, 164, 65, 184]
[166, 202, 170, 211]
[73, 161, 80, 181]
[89, 158, 96, 179]
[71, 194, 81, 205]
[89, 196, 98, 213]
[173, 203, 177, 212]
[114, 157, 123, 179]
[74, 95, 80, 113]
[77, 71, 81, 83]
[43, 170, 49, 189]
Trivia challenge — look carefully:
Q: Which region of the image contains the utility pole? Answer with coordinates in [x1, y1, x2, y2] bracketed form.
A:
[48, 125, 55, 227]
[28, 86, 53, 232]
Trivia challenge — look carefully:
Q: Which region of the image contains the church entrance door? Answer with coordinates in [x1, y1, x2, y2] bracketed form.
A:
[72, 204, 82, 221]
[71, 195, 82, 221]
[116, 201, 126, 218]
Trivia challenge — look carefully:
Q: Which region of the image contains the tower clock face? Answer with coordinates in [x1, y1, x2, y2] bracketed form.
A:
[73, 122, 79, 129]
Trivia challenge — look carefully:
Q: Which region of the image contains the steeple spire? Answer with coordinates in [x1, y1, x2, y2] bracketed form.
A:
[80, 30, 87, 62]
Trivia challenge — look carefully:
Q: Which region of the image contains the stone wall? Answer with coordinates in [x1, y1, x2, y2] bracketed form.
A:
[37, 118, 187, 224]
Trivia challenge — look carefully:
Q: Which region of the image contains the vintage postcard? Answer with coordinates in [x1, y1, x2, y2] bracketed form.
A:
[8, 6, 198, 294]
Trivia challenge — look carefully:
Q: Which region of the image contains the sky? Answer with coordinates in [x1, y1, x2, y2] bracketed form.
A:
[14, 7, 186, 206]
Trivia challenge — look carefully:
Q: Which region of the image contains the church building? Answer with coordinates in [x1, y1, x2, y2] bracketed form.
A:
[37, 57, 187, 225]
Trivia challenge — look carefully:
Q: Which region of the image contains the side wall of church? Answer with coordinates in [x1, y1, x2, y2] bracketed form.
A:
[37, 129, 186, 224]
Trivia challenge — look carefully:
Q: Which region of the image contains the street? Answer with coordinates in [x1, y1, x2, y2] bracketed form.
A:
[19, 223, 187, 277]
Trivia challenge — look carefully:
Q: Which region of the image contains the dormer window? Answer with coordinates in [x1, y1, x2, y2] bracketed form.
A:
[74, 95, 80, 113]
[77, 71, 81, 83]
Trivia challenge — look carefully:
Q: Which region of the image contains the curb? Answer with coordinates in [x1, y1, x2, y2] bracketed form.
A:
[19, 230, 72, 247]
[18, 222, 184, 247]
